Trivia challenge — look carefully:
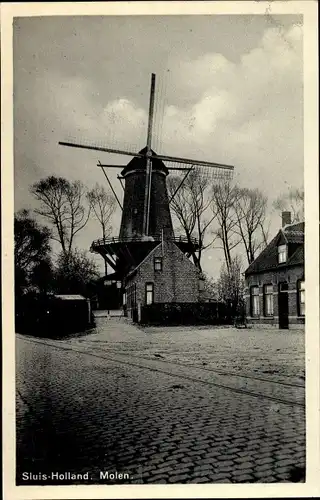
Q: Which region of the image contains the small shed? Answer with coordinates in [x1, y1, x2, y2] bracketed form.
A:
[50, 294, 93, 333]
[15, 293, 94, 336]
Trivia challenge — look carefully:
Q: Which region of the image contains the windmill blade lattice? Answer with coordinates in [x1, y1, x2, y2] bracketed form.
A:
[163, 158, 233, 182]
[61, 136, 143, 160]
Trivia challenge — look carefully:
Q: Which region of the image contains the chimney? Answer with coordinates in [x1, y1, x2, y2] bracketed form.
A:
[282, 211, 292, 227]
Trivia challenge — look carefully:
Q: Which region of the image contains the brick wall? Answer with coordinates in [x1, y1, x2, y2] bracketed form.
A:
[244, 265, 304, 328]
[125, 240, 200, 313]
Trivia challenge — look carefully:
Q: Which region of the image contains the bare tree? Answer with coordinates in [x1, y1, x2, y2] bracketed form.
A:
[217, 255, 245, 321]
[168, 169, 217, 272]
[86, 184, 116, 240]
[210, 180, 241, 273]
[31, 176, 91, 258]
[233, 187, 269, 265]
[259, 220, 270, 249]
[273, 187, 304, 223]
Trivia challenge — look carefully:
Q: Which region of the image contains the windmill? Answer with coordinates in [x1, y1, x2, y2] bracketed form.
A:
[59, 73, 234, 281]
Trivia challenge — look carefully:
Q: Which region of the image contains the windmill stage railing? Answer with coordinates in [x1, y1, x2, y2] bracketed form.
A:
[90, 234, 199, 251]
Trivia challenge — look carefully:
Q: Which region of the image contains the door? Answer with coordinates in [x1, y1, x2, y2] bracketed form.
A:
[278, 282, 289, 329]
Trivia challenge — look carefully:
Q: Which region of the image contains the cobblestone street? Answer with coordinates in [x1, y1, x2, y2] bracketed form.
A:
[16, 318, 305, 485]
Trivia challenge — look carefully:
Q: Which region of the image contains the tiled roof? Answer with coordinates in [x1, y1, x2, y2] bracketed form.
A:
[245, 222, 304, 275]
[288, 245, 304, 266]
[285, 231, 304, 244]
[285, 222, 304, 232]
[245, 235, 279, 274]
[283, 222, 305, 244]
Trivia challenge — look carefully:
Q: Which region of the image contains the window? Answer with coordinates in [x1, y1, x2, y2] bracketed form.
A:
[145, 282, 154, 305]
[263, 284, 274, 316]
[154, 257, 162, 271]
[278, 244, 287, 263]
[279, 282, 288, 292]
[297, 280, 305, 316]
[250, 286, 260, 317]
[199, 278, 205, 291]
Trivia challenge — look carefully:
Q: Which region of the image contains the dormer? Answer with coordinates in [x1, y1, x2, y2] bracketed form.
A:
[278, 243, 287, 264]
[276, 218, 304, 265]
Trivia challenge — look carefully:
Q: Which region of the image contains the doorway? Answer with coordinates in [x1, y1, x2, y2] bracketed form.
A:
[278, 282, 289, 329]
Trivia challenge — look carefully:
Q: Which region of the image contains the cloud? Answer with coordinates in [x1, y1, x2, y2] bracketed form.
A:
[166, 25, 302, 135]
[20, 23, 302, 180]
[53, 24, 302, 170]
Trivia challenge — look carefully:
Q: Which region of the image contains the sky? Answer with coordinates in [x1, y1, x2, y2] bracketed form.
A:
[13, 14, 303, 278]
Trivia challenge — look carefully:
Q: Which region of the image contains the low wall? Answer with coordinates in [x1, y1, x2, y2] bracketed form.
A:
[140, 302, 232, 326]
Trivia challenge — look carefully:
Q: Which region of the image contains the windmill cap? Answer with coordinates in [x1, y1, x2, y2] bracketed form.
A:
[121, 147, 169, 176]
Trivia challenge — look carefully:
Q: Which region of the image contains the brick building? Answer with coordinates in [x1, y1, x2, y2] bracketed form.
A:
[124, 239, 201, 320]
[244, 213, 305, 329]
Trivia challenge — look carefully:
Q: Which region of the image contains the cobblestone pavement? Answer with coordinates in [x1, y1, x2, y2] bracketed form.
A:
[16, 319, 305, 485]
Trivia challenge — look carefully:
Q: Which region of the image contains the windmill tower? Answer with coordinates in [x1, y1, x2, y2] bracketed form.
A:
[59, 74, 234, 286]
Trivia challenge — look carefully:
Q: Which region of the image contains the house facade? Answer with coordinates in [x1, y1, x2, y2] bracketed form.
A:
[244, 213, 304, 329]
[124, 239, 201, 320]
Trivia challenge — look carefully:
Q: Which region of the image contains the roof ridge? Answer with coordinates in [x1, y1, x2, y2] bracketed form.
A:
[284, 221, 304, 231]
